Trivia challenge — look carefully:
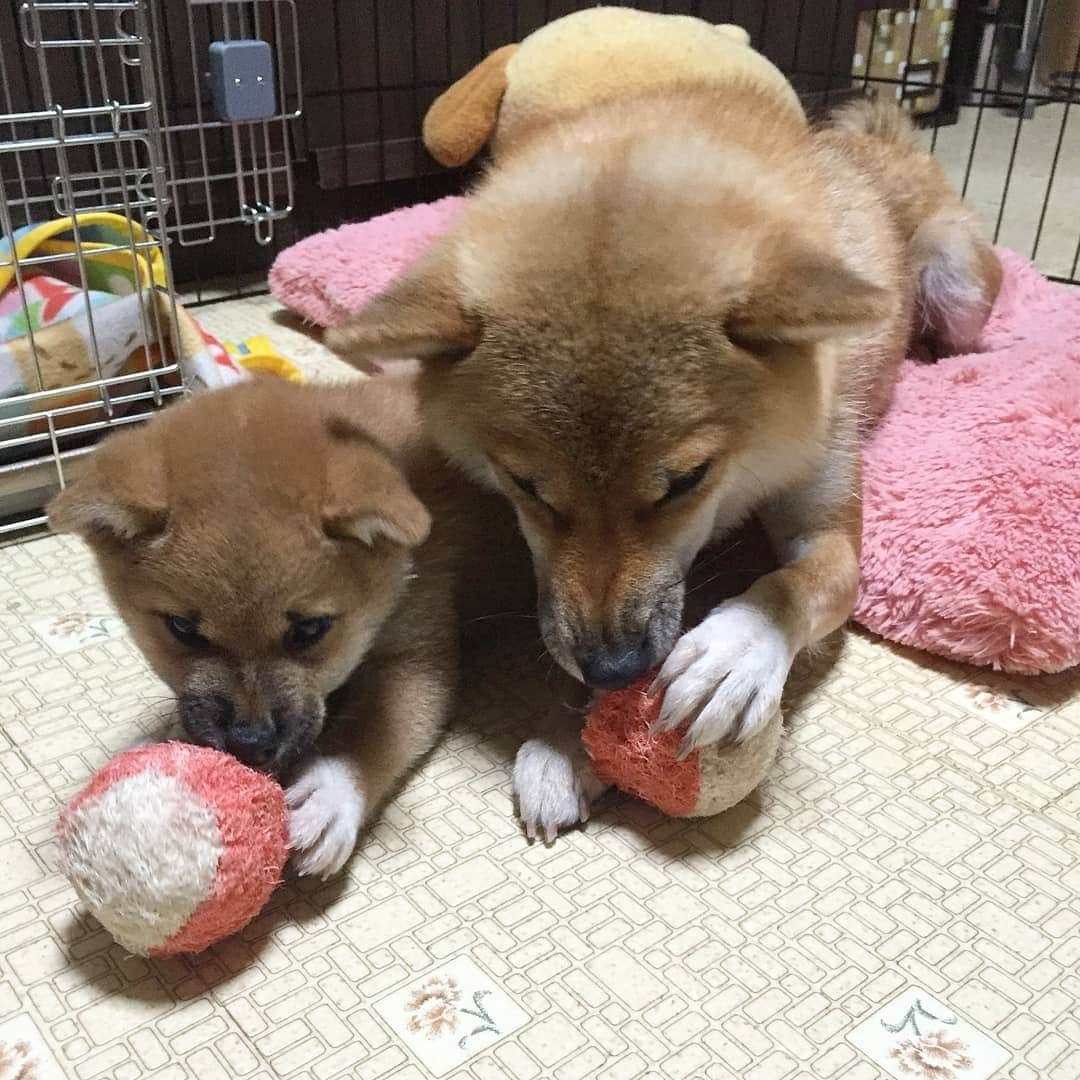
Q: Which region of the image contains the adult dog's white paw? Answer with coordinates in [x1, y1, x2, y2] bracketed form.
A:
[286, 756, 365, 880]
[513, 739, 607, 843]
[651, 601, 794, 756]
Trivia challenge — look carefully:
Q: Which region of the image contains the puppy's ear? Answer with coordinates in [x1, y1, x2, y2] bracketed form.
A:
[324, 240, 480, 370]
[48, 428, 167, 543]
[323, 439, 431, 550]
[728, 246, 888, 346]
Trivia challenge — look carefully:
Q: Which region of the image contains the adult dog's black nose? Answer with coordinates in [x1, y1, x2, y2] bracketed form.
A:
[578, 641, 654, 690]
[225, 724, 277, 768]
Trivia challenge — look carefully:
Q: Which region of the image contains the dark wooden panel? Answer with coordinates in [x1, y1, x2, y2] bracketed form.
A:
[297, 0, 881, 188]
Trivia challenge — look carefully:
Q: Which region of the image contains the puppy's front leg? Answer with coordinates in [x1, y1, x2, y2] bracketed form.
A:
[288, 647, 456, 879]
[654, 455, 861, 756]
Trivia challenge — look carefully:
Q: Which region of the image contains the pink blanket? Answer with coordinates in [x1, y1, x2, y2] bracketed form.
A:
[856, 249, 1079, 674]
[271, 209, 1079, 674]
[270, 197, 466, 329]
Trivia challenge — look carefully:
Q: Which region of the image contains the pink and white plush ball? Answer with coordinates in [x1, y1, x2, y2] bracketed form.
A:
[58, 743, 288, 957]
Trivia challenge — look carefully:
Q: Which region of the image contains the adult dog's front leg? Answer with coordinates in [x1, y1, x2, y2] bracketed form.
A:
[513, 676, 607, 843]
[653, 465, 861, 757]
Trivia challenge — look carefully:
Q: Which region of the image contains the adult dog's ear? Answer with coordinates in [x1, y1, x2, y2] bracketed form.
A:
[324, 240, 481, 370]
[727, 245, 888, 347]
[48, 427, 167, 543]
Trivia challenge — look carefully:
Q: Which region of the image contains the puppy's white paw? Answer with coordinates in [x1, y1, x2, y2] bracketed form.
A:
[513, 739, 607, 843]
[286, 756, 365, 880]
[652, 601, 794, 756]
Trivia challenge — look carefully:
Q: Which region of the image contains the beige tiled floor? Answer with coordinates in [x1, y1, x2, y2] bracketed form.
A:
[3, 98, 1080, 1080]
[2, 290, 1079, 1080]
[3, 517, 1079, 1080]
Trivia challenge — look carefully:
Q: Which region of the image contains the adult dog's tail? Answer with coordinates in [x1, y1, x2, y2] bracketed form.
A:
[830, 96, 1002, 356]
[829, 96, 918, 146]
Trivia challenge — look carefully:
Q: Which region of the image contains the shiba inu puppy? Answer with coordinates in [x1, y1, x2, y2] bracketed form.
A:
[49, 375, 525, 876]
[327, 88, 1000, 840]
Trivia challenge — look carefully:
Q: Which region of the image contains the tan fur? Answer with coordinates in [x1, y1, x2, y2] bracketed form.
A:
[825, 98, 1003, 355]
[49, 375, 528, 868]
[421, 8, 801, 169]
[328, 86, 999, 783]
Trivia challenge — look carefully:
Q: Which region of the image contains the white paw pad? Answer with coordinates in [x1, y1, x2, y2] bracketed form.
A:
[286, 757, 365, 880]
[652, 601, 794, 756]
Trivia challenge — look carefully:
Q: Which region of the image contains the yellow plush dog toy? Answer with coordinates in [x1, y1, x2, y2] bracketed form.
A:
[422, 6, 804, 168]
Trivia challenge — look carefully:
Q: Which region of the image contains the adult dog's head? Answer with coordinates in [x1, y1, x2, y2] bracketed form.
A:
[49, 378, 429, 773]
[328, 94, 885, 689]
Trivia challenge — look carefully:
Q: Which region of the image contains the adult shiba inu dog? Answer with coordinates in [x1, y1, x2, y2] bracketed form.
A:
[49, 375, 526, 877]
[327, 91, 1001, 838]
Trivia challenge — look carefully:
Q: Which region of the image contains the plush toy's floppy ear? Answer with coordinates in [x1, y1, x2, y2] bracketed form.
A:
[423, 44, 518, 168]
[48, 427, 167, 543]
[324, 239, 481, 368]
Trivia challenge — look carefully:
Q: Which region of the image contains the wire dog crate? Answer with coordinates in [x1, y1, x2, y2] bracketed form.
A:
[0, 0, 300, 537]
[2, 0, 1078, 540]
[0, 1, 178, 537]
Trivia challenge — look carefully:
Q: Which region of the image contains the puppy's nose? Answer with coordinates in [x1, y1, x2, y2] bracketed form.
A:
[225, 724, 277, 769]
[578, 641, 653, 690]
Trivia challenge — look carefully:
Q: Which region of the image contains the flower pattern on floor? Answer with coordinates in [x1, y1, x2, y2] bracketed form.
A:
[0, 1038, 39, 1080]
[891, 1029, 974, 1079]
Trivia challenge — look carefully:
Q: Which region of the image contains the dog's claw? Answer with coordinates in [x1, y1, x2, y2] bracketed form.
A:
[286, 757, 364, 879]
[513, 738, 607, 844]
[657, 601, 793, 751]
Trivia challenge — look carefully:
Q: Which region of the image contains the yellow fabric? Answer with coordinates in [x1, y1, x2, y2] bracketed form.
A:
[496, 9, 804, 153]
[0, 212, 165, 295]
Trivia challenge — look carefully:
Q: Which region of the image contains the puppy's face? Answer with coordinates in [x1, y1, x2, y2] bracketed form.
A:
[49, 380, 429, 773]
[327, 116, 886, 689]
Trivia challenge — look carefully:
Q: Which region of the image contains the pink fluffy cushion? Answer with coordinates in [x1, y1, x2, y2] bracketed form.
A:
[269, 196, 465, 327]
[271, 208, 1079, 674]
[855, 249, 1079, 674]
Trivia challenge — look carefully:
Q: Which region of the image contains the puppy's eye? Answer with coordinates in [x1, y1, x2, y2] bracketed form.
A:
[284, 615, 334, 651]
[658, 460, 712, 505]
[165, 614, 206, 647]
